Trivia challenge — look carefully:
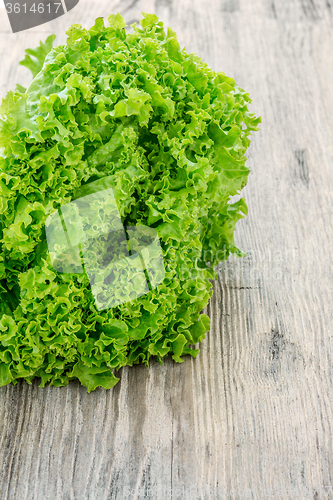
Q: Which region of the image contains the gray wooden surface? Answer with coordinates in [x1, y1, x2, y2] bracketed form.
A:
[1, 0, 333, 499]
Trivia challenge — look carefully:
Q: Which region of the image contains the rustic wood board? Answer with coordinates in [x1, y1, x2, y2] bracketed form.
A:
[1, 0, 333, 498]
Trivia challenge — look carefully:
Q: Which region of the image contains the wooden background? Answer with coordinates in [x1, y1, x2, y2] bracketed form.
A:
[1, 0, 333, 498]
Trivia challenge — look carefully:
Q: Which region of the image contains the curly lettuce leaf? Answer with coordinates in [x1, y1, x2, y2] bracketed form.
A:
[19, 34, 56, 78]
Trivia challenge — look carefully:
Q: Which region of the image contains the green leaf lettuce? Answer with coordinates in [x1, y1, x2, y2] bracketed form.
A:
[0, 13, 260, 392]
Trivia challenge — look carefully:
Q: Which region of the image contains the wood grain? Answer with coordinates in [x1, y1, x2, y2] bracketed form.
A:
[1, 0, 333, 498]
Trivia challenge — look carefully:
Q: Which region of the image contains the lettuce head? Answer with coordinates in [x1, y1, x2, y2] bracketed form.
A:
[0, 13, 260, 392]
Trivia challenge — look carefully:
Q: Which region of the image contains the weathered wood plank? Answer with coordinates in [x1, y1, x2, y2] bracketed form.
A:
[1, 0, 333, 498]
